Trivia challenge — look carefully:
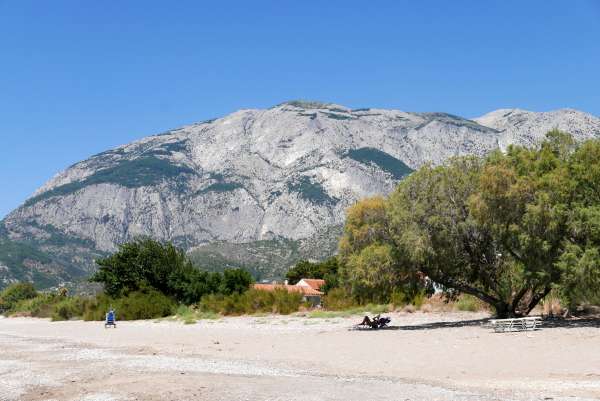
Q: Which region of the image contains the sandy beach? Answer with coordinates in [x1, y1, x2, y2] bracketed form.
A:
[1, 312, 599, 401]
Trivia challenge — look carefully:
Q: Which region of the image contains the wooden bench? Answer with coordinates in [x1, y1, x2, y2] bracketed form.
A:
[490, 316, 542, 332]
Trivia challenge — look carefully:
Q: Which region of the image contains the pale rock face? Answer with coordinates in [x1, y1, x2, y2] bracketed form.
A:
[2, 101, 599, 286]
[474, 108, 600, 151]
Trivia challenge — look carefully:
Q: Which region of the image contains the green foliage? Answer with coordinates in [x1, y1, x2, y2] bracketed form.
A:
[322, 112, 355, 120]
[0, 282, 38, 312]
[9, 293, 56, 317]
[0, 222, 101, 291]
[90, 238, 252, 305]
[282, 100, 331, 109]
[220, 269, 253, 295]
[557, 245, 600, 309]
[5, 287, 176, 321]
[340, 132, 600, 317]
[390, 290, 407, 308]
[82, 290, 176, 321]
[345, 148, 413, 179]
[285, 257, 339, 290]
[338, 196, 425, 304]
[199, 288, 303, 315]
[51, 296, 86, 321]
[297, 112, 317, 120]
[25, 156, 195, 206]
[287, 176, 338, 205]
[322, 287, 357, 310]
[455, 294, 482, 312]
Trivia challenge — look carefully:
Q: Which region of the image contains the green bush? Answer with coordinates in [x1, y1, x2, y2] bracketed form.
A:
[322, 287, 356, 310]
[83, 290, 176, 321]
[286, 257, 339, 290]
[455, 294, 481, 312]
[411, 291, 426, 309]
[10, 293, 59, 317]
[51, 297, 87, 321]
[198, 288, 303, 316]
[390, 290, 407, 308]
[0, 282, 38, 313]
[91, 238, 252, 304]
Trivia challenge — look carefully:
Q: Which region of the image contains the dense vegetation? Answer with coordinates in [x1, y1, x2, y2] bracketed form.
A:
[90, 238, 253, 305]
[338, 131, 600, 317]
[25, 156, 195, 206]
[1, 239, 305, 320]
[287, 176, 338, 205]
[345, 148, 413, 179]
[285, 257, 339, 291]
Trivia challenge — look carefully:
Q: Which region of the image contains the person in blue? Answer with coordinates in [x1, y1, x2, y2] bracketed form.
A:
[105, 308, 116, 328]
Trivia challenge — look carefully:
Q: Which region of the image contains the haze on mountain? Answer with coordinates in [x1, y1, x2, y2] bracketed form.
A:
[1, 101, 599, 289]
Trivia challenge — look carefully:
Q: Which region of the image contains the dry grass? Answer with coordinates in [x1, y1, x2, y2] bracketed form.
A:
[541, 292, 564, 317]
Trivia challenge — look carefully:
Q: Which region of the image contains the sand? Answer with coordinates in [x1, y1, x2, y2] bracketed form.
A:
[1, 312, 599, 401]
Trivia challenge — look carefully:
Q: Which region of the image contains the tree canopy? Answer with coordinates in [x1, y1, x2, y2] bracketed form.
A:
[285, 257, 339, 292]
[339, 131, 600, 317]
[90, 238, 253, 304]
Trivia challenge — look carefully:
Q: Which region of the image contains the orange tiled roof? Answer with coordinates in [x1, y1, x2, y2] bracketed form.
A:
[252, 283, 323, 296]
[297, 278, 326, 291]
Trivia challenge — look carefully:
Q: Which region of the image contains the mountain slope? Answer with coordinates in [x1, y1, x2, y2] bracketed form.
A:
[2, 102, 599, 288]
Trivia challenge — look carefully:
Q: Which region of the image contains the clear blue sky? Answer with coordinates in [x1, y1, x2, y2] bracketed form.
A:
[1, 0, 599, 218]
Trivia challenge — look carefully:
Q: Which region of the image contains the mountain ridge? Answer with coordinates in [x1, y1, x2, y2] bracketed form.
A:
[2, 102, 600, 289]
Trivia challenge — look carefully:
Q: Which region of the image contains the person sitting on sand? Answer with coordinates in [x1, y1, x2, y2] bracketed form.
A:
[105, 308, 116, 328]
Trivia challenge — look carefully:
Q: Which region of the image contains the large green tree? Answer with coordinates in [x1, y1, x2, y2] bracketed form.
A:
[91, 238, 252, 304]
[340, 132, 600, 317]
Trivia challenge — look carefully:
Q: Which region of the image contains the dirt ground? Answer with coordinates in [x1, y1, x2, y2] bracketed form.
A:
[1, 312, 599, 401]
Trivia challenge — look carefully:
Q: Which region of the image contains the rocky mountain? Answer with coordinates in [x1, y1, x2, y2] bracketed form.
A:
[2, 101, 599, 289]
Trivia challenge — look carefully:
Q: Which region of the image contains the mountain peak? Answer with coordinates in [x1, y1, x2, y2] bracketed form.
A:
[2, 104, 600, 289]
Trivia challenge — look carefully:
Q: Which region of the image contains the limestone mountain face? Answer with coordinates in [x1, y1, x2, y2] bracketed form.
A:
[474, 108, 600, 151]
[2, 101, 599, 288]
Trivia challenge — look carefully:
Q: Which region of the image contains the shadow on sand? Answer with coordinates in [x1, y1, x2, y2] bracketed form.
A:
[349, 316, 600, 332]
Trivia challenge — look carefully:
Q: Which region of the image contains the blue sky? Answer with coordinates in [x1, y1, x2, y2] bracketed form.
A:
[1, 0, 599, 218]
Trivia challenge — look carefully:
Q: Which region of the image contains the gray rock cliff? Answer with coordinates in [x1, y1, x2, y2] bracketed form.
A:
[2, 101, 599, 287]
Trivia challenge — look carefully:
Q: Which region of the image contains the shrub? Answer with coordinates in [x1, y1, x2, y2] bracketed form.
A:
[455, 294, 481, 312]
[322, 288, 356, 310]
[407, 291, 425, 310]
[0, 282, 38, 313]
[91, 239, 253, 305]
[286, 257, 339, 290]
[10, 293, 58, 317]
[541, 290, 564, 317]
[84, 290, 176, 321]
[198, 289, 303, 316]
[51, 297, 86, 321]
[390, 290, 407, 309]
[220, 269, 253, 295]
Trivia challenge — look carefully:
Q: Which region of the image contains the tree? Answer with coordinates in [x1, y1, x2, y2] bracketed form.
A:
[91, 238, 193, 299]
[555, 139, 600, 308]
[0, 282, 38, 313]
[285, 257, 339, 291]
[338, 197, 422, 303]
[340, 132, 600, 317]
[220, 268, 253, 295]
[91, 238, 256, 305]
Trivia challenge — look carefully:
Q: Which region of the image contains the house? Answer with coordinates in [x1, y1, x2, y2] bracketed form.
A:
[295, 278, 325, 292]
[252, 278, 325, 306]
